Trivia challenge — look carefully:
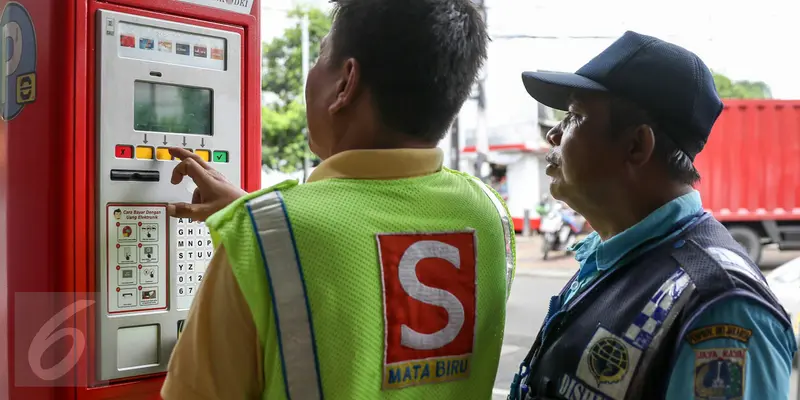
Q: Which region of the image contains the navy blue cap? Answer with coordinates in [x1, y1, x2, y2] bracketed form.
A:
[522, 31, 724, 160]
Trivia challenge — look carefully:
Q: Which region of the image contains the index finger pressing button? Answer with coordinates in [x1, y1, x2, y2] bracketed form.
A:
[156, 148, 173, 160]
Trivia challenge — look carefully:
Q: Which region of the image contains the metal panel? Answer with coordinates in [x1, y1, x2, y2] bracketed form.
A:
[95, 9, 242, 381]
[694, 100, 800, 220]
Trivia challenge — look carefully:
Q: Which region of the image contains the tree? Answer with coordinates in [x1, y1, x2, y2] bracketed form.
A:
[261, 7, 331, 171]
[261, 101, 307, 171]
[712, 72, 772, 99]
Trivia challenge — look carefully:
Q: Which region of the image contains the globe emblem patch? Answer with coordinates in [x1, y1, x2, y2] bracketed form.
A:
[587, 337, 629, 385]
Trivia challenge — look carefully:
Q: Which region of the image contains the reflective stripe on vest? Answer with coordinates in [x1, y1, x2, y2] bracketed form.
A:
[246, 191, 323, 400]
[471, 176, 515, 298]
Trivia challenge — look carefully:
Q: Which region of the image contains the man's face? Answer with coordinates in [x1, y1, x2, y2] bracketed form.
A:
[544, 93, 627, 209]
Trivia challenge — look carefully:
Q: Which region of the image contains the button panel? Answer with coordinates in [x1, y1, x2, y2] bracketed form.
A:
[113, 144, 230, 163]
[175, 217, 214, 310]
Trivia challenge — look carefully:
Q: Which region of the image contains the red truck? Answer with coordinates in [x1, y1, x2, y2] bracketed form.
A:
[694, 99, 800, 264]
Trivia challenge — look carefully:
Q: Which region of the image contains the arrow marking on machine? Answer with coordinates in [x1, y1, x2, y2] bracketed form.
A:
[200, 138, 205, 147]
[182, 136, 187, 146]
[163, 135, 168, 145]
[143, 134, 148, 144]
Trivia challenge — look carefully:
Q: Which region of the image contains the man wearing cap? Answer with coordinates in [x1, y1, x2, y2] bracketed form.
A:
[509, 31, 797, 400]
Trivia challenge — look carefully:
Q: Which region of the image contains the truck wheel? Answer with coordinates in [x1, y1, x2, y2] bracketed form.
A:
[728, 226, 762, 265]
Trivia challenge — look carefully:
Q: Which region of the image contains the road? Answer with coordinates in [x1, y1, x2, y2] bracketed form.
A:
[491, 274, 559, 398]
[491, 273, 800, 399]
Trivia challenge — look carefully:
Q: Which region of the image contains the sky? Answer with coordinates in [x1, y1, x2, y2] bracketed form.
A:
[261, 0, 800, 99]
[261, 0, 331, 43]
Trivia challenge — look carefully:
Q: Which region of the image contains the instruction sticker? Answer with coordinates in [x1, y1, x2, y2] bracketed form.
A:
[107, 204, 169, 313]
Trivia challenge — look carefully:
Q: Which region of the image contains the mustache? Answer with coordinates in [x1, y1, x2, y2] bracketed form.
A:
[545, 151, 561, 165]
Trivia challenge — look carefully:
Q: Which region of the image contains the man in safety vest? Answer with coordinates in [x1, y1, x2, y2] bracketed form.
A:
[160, 0, 515, 399]
[508, 31, 796, 400]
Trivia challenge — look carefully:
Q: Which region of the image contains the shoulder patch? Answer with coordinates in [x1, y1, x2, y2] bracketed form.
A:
[687, 324, 753, 345]
[575, 327, 643, 400]
[376, 231, 477, 390]
[694, 348, 746, 399]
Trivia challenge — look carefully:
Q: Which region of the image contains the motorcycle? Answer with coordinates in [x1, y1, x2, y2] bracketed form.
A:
[538, 202, 585, 260]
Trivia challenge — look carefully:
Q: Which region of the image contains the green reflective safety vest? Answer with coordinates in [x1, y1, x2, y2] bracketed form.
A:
[205, 167, 516, 399]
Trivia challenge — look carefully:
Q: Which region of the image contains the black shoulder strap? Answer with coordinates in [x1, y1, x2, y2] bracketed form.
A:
[666, 222, 794, 373]
[670, 239, 736, 296]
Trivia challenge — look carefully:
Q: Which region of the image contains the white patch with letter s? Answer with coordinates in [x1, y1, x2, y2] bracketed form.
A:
[575, 327, 643, 400]
[376, 231, 478, 390]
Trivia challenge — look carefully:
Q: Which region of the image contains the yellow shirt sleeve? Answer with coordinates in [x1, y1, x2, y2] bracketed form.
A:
[161, 245, 264, 399]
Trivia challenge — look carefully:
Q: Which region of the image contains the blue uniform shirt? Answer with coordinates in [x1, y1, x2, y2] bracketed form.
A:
[557, 190, 797, 399]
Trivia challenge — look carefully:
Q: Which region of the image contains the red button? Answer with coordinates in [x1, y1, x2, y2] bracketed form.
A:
[115, 145, 133, 158]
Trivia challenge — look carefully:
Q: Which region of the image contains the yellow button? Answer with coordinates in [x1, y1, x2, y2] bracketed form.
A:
[194, 149, 210, 162]
[156, 148, 172, 160]
[136, 146, 154, 160]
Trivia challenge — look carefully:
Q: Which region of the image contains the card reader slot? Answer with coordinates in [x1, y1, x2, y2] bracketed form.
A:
[110, 169, 160, 182]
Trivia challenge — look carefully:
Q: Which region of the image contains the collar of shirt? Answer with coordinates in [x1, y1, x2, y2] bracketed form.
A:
[569, 190, 704, 281]
[306, 148, 444, 183]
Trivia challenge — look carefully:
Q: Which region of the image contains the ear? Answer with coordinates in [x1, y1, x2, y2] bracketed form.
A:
[328, 58, 360, 115]
[626, 124, 656, 167]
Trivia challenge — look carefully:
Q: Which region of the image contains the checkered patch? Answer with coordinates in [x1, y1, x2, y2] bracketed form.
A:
[623, 270, 692, 349]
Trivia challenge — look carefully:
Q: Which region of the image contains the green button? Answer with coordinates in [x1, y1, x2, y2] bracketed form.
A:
[212, 150, 228, 163]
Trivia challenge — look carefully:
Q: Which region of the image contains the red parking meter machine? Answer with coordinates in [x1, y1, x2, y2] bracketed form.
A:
[0, 0, 261, 398]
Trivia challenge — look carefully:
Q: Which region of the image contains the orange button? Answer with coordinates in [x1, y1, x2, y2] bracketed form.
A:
[194, 149, 210, 162]
[136, 146, 154, 160]
[156, 148, 172, 160]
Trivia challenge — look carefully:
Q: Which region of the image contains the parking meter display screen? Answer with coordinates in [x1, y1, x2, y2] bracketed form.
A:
[133, 81, 212, 135]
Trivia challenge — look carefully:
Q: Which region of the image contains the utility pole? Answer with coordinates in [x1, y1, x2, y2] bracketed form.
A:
[300, 12, 311, 183]
[449, 119, 460, 170]
[472, 0, 489, 181]
[448, 0, 488, 173]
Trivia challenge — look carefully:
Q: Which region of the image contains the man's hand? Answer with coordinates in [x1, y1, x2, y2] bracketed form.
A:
[167, 147, 247, 221]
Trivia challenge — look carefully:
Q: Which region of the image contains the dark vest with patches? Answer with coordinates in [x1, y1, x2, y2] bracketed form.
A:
[513, 213, 792, 400]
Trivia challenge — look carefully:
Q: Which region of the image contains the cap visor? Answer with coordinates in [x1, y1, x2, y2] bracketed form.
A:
[521, 71, 608, 111]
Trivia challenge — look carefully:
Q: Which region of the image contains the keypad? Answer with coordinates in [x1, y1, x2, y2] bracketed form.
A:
[175, 217, 214, 310]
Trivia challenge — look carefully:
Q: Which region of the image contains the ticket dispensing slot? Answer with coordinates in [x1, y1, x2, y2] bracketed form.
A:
[97, 10, 242, 382]
[110, 170, 160, 182]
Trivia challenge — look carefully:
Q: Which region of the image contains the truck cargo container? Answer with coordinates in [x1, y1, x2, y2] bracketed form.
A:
[694, 99, 800, 264]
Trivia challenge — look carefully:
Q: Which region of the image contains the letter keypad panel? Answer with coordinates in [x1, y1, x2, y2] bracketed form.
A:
[175, 217, 213, 310]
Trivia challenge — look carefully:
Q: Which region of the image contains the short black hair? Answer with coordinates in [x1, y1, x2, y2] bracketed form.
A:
[607, 97, 701, 186]
[328, 0, 489, 142]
